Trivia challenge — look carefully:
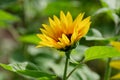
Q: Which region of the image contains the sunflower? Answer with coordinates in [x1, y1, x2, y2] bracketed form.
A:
[37, 11, 91, 50]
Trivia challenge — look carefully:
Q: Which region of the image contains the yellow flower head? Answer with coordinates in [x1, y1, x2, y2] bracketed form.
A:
[37, 11, 91, 50]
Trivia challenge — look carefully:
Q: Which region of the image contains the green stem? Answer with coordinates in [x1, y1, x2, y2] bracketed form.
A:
[104, 58, 111, 80]
[63, 56, 69, 80]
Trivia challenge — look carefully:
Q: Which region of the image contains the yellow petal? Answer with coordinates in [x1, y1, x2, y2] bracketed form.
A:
[38, 41, 53, 47]
[60, 11, 68, 33]
[42, 24, 51, 31]
[44, 34, 56, 42]
[69, 13, 84, 34]
[71, 19, 91, 44]
[54, 43, 63, 49]
[40, 28, 46, 34]
[76, 16, 91, 32]
[60, 11, 67, 25]
[57, 42, 66, 49]
[77, 22, 91, 39]
[111, 73, 120, 79]
[75, 13, 84, 22]
[37, 34, 58, 48]
[49, 17, 62, 38]
[53, 15, 63, 35]
[58, 34, 70, 46]
[73, 13, 85, 27]
[40, 28, 57, 41]
[37, 34, 56, 44]
[66, 11, 73, 34]
[62, 34, 70, 45]
[49, 17, 55, 27]
[41, 24, 53, 35]
[66, 11, 73, 25]
[71, 31, 78, 44]
[49, 17, 59, 33]
[53, 15, 60, 25]
[110, 41, 120, 51]
[37, 34, 46, 41]
[110, 60, 120, 69]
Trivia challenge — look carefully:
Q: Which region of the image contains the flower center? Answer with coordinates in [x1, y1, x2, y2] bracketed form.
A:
[57, 34, 72, 42]
[66, 34, 72, 40]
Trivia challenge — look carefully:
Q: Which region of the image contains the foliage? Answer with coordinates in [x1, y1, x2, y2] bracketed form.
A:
[0, 0, 120, 80]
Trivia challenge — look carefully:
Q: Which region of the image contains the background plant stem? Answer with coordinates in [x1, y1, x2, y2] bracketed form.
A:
[104, 58, 111, 80]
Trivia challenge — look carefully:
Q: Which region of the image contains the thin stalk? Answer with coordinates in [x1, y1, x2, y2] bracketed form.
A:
[63, 56, 69, 80]
[67, 62, 83, 79]
[8, 26, 19, 42]
[104, 58, 111, 80]
[21, 0, 27, 28]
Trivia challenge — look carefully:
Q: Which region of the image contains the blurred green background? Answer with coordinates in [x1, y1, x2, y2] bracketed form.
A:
[0, 0, 120, 80]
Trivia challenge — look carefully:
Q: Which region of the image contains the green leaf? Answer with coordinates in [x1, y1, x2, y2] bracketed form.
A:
[84, 46, 120, 61]
[0, 10, 19, 27]
[0, 62, 56, 79]
[19, 34, 40, 44]
[17, 70, 55, 78]
[0, 63, 13, 71]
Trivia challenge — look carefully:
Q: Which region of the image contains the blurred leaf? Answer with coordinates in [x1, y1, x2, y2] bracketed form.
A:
[24, 0, 44, 20]
[0, 62, 38, 71]
[111, 12, 120, 25]
[85, 28, 105, 40]
[100, 0, 120, 10]
[37, 77, 52, 80]
[19, 34, 40, 44]
[0, 10, 19, 27]
[70, 45, 88, 62]
[84, 46, 120, 61]
[0, 72, 8, 80]
[68, 65, 100, 80]
[93, 8, 110, 16]
[43, 1, 81, 18]
[99, 0, 120, 25]
[0, 62, 56, 79]
[0, 0, 17, 8]
[17, 70, 55, 79]
[93, 7, 120, 25]
[69, 56, 79, 65]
